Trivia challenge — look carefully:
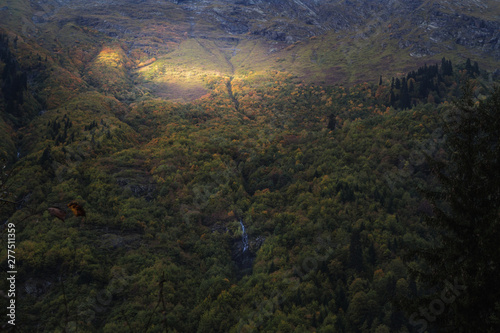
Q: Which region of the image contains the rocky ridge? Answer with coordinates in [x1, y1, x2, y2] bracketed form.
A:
[6, 0, 498, 60]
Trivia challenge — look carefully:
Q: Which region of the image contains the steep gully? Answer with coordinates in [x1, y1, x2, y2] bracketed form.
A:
[226, 76, 240, 112]
[233, 219, 254, 278]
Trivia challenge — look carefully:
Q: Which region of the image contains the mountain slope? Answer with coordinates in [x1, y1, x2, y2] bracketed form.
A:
[2, 0, 499, 90]
[1, 1, 500, 332]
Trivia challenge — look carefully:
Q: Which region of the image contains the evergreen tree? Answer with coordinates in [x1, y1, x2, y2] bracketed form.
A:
[473, 61, 480, 76]
[408, 83, 500, 332]
[327, 113, 337, 131]
[390, 89, 396, 108]
[399, 77, 411, 109]
[465, 58, 472, 72]
[367, 242, 377, 265]
[395, 78, 401, 90]
[441, 57, 453, 76]
[464, 58, 477, 78]
[38, 146, 53, 170]
[349, 228, 364, 272]
[408, 79, 415, 93]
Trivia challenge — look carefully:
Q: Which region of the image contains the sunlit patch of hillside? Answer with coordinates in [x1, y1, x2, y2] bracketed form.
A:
[84, 44, 138, 100]
[135, 38, 234, 101]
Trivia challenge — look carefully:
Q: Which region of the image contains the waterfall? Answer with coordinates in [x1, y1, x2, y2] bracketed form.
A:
[233, 219, 255, 278]
[239, 220, 249, 252]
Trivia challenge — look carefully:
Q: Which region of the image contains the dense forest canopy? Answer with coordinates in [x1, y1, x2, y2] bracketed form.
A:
[0, 0, 500, 331]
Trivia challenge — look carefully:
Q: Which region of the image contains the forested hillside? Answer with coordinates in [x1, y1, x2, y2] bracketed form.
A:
[1, 0, 500, 331]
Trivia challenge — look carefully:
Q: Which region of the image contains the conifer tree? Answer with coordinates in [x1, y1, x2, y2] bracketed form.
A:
[327, 113, 336, 130]
[395, 78, 401, 90]
[408, 83, 500, 332]
[400, 77, 411, 109]
[349, 228, 364, 272]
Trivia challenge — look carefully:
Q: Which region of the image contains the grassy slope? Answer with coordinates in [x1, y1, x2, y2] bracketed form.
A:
[0, 0, 34, 34]
[144, 26, 497, 96]
[3, 0, 497, 103]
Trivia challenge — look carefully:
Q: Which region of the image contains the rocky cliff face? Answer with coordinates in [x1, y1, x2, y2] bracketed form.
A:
[41, 0, 499, 59]
[200, 0, 500, 58]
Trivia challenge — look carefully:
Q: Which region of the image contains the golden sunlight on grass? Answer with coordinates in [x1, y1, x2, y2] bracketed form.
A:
[95, 46, 131, 69]
[85, 45, 135, 99]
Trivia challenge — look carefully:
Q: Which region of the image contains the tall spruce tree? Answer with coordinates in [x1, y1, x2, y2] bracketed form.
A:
[407, 83, 500, 332]
[400, 77, 411, 109]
